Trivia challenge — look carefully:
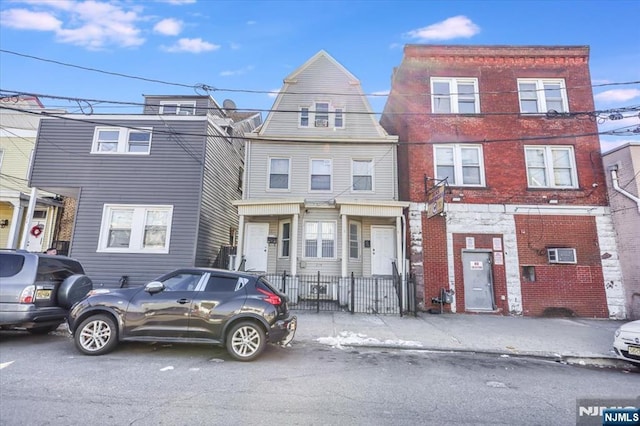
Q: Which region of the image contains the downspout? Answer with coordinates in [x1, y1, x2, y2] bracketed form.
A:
[401, 212, 407, 311]
[610, 166, 640, 213]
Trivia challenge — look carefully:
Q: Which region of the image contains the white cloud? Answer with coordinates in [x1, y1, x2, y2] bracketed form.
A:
[267, 89, 281, 98]
[162, 38, 219, 53]
[230, 42, 241, 50]
[405, 15, 480, 41]
[594, 89, 640, 103]
[154, 18, 183, 35]
[157, 0, 196, 4]
[246, 20, 256, 25]
[370, 90, 390, 96]
[0, 8, 62, 31]
[219, 65, 255, 77]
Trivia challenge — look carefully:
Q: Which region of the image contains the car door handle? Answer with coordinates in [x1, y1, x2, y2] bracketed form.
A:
[177, 298, 190, 304]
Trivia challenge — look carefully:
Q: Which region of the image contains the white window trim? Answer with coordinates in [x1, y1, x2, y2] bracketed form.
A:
[334, 107, 345, 129]
[97, 204, 173, 253]
[267, 157, 291, 191]
[433, 144, 486, 187]
[303, 220, 337, 260]
[159, 101, 196, 115]
[351, 159, 374, 193]
[430, 77, 480, 114]
[348, 220, 361, 261]
[91, 127, 152, 155]
[299, 106, 310, 128]
[278, 219, 292, 259]
[524, 145, 578, 189]
[517, 78, 569, 114]
[309, 158, 333, 192]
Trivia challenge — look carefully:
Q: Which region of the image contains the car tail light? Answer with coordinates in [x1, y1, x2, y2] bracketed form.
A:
[256, 287, 282, 306]
[19, 285, 35, 304]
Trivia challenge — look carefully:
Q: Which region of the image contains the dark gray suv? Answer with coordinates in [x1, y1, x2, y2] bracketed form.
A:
[0, 250, 93, 334]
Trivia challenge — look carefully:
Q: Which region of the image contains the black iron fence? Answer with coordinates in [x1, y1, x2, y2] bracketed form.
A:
[263, 271, 417, 316]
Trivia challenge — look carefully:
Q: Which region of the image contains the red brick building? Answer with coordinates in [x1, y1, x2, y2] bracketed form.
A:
[381, 45, 625, 318]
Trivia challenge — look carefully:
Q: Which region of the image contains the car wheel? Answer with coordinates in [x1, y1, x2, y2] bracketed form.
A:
[74, 314, 118, 356]
[226, 321, 266, 362]
[27, 324, 60, 335]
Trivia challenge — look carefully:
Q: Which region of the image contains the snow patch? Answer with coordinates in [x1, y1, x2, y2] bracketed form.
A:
[316, 331, 423, 349]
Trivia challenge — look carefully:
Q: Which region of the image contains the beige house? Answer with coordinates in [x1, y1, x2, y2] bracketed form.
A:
[0, 96, 64, 252]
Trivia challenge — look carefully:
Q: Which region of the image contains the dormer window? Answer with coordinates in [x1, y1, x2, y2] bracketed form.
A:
[334, 108, 344, 128]
[300, 107, 310, 127]
[300, 102, 343, 128]
[314, 102, 329, 127]
[160, 101, 196, 116]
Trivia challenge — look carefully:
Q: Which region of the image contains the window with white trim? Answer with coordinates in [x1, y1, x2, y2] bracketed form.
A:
[310, 159, 332, 191]
[525, 145, 577, 188]
[314, 102, 329, 127]
[431, 78, 480, 114]
[268, 158, 290, 190]
[300, 107, 310, 127]
[352, 159, 373, 191]
[518, 79, 568, 113]
[159, 101, 196, 115]
[98, 205, 173, 253]
[92, 127, 152, 154]
[349, 221, 361, 260]
[434, 144, 485, 186]
[304, 221, 336, 258]
[334, 108, 344, 128]
[279, 220, 291, 258]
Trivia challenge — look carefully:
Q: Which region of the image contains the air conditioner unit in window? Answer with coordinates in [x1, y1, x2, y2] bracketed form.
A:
[547, 248, 577, 264]
[315, 119, 329, 127]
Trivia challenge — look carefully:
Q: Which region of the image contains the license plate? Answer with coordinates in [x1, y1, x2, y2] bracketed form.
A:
[629, 346, 640, 356]
[35, 289, 52, 299]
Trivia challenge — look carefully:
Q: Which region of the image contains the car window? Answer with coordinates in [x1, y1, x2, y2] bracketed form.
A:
[162, 273, 202, 291]
[0, 253, 25, 278]
[36, 257, 85, 282]
[204, 275, 244, 292]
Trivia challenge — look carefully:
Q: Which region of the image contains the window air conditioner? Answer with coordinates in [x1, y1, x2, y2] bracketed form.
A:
[315, 119, 329, 127]
[547, 248, 576, 264]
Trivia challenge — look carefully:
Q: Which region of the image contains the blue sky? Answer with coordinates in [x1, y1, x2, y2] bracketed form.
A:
[1, 0, 639, 152]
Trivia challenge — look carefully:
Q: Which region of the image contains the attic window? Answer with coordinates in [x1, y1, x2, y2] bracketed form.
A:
[160, 102, 196, 116]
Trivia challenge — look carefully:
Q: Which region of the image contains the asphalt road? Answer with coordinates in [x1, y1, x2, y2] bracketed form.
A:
[1, 330, 637, 426]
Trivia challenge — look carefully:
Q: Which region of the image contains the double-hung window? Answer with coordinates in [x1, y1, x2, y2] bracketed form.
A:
[279, 220, 291, 258]
[304, 221, 336, 259]
[518, 79, 568, 113]
[160, 101, 196, 115]
[334, 108, 344, 128]
[98, 205, 173, 253]
[300, 107, 310, 127]
[92, 127, 152, 154]
[434, 144, 485, 186]
[349, 221, 361, 260]
[269, 158, 290, 190]
[314, 102, 329, 127]
[431, 78, 480, 114]
[310, 159, 332, 191]
[352, 159, 373, 191]
[525, 146, 577, 188]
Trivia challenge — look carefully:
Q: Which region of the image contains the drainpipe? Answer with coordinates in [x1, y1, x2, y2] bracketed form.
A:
[610, 166, 640, 213]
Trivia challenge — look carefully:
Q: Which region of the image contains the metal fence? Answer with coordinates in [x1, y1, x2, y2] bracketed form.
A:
[263, 271, 417, 316]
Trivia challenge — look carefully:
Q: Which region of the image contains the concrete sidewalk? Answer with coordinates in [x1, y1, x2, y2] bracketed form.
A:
[292, 311, 639, 371]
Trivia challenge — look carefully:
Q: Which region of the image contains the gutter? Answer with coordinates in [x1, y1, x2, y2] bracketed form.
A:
[609, 166, 640, 213]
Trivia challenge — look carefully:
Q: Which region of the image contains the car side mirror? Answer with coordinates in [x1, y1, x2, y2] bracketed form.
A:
[145, 281, 165, 294]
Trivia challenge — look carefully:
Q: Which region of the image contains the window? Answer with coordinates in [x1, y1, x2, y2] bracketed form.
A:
[300, 107, 310, 127]
[204, 275, 243, 292]
[92, 127, 152, 155]
[352, 159, 373, 191]
[518, 79, 568, 113]
[434, 144, 485, 186]
[304, 221, 336, 258]
[525, 146, 577, 188]
[98, 205, 173, 253]
[279, 220, 291, 258]
[314, 102, 329, 127]
[349, 221, 361, 260]
[159, 102, 196, 115]
[162, 272, 204, 291]
[431, 78, 480, 114]
[310, 159, 332, 191]
[334, 108, 344, 128]
[269, 158, 290, 190]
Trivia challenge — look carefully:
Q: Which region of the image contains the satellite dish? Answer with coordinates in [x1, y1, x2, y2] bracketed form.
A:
[223, 99, 237, 110]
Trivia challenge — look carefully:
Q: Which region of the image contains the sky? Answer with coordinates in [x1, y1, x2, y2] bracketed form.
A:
[0, 0, 639, 152]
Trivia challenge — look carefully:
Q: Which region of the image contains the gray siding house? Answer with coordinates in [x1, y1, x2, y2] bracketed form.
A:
[233, 51, 408, 307]
[29, 95, 260, 287]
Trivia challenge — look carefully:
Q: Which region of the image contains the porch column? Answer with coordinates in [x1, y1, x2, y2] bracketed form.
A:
[396, 216, 402, 272]
[7, 200, 23, 249]
[236, 215, 245, 270]
[291, 213, 299, 276]
[19, 187, 38, 250]
[341, 214, 348, 278]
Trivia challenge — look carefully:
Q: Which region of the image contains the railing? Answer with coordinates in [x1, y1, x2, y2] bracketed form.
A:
[263, 270, 416, 315]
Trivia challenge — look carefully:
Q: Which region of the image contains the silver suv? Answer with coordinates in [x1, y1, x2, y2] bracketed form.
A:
[0, 250, 93, 334]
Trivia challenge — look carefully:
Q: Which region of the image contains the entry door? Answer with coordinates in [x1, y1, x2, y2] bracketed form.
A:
[462, 251, 495, 311]
[371, 226, 396, 275]
[244, 223, 269, 272]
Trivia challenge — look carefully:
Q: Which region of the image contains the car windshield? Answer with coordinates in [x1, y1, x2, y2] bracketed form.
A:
[161, 272, 203, 291]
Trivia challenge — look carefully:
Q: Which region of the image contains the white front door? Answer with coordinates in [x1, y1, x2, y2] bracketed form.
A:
[371, 226, 396, 275]
[244, 223, 269, 272]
